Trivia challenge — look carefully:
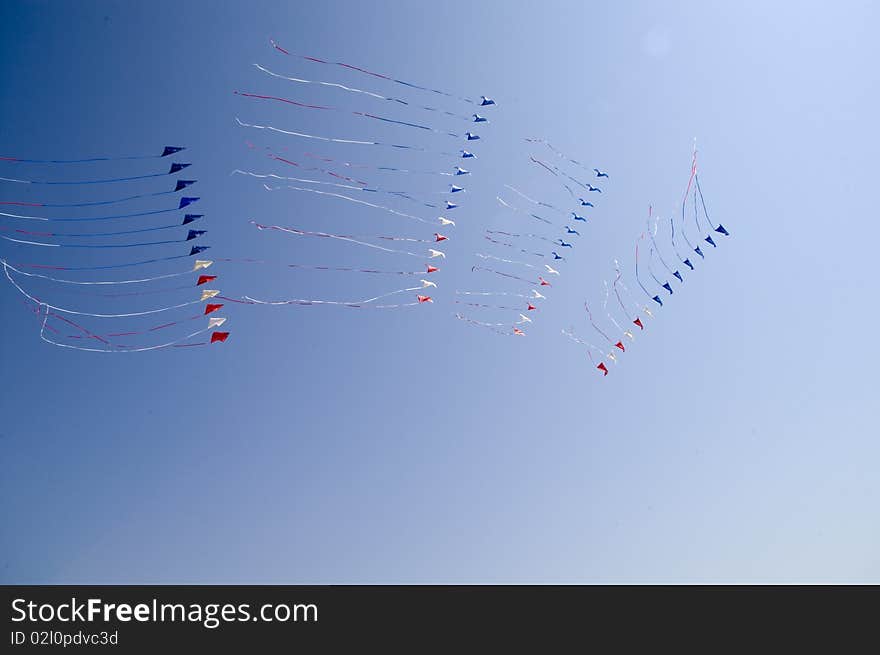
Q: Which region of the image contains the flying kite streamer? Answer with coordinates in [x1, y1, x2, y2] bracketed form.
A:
[695, 174, 728, 237]
[37, 315, 217, 352]
[496, 196, 554, 226]
[0, 230, 206, 250]
[584, 301, 625, 353]
[5, 264, 209, 317]
[487, 229, 554, 245]
[215, 257, 438, 277]
[669, 215, 694, 271]
[52, 308, 224, 338]
[503, 184, 567, 216]
[234, 90, 461, 138]
[233, 41, 495, 324]
[268, 39, 476, 105]
[475, 252, 538, 270]
[264, 151, 369, 185]
[259, 183, 438, 225]
[232, 169, 444, 208]
[530, 157, 596, 197]
[0, 146, 185, 164]
[455, 313, 520, 335]
[235, 117, 454, 155]
[483, 234, 545, 257]
[8, 249, 208, 272]
[27, 300, 224, 349]
[647, 246, 672, 296]
[613, 259, 650, 328]
[251, 63, 473, 121]
[1, 147, 230, 349]
[676, 163, 706, 260]
[0, 182, 194, 210]
[455, 289, 544, 299]
[250, 221, 437, 258]
[1, 202, 200, 227]
[459, 139, 598, 338]
[0, 162, 191, 186]
[471, 265, 547, 286]
[528, 156, 577, 199]
[300, 152, 458, 177]
[454, 299, 537, 312]
[648, 211, 681, 284]
[0, 259, 214, 286]
[562, 327, 614, 375]
[635, 236, 663, 306]
[6, 262, 228, 351]
[219, 285, 434, 309]
[574, 145, 728, 377]
[603, 281, 634, 341]
[1, 215, 203, 240]
[524, 138, 597, 176]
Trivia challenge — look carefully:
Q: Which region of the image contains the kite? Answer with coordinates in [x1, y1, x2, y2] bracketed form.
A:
[0, 147, 230, 350]
[571, 143, 728, 377]
[232, 42, 496, 320]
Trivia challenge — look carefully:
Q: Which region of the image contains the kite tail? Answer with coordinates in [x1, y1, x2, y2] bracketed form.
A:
[0, 164, 187, 186]
[233, 169, 439, 208]
[0, 147, 184, 164]
[475, 252, 537, 270]
[471, 265, 538, 286]
[39, 312, 215, 352]
[234, 89, 460, 138]
[562, 327, 611, 373]
[603, 280, 631, 339]
[269, 38, 475, 105]
[235, 293, 425, 309]
[260, 183, 434, 224]
[235, 117, 453, 155]
[250, 221, 425, 258]
[648, 216, 677, 280]
[251, 63, 474, 121]
[695, 173, 728, 236]
[583, 302, 612, 344]
[454, 313, 516, 336]
[634, 240, 655, 302]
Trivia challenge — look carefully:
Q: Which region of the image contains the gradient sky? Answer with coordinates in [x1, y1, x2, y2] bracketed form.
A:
[1, 0, 877, 583]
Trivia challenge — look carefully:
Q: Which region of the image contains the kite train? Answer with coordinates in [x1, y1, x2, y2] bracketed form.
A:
[0, 146, 231, 351]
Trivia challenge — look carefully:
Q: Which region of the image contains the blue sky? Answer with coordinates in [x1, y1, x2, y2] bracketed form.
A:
[1, 0, 877, 583]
